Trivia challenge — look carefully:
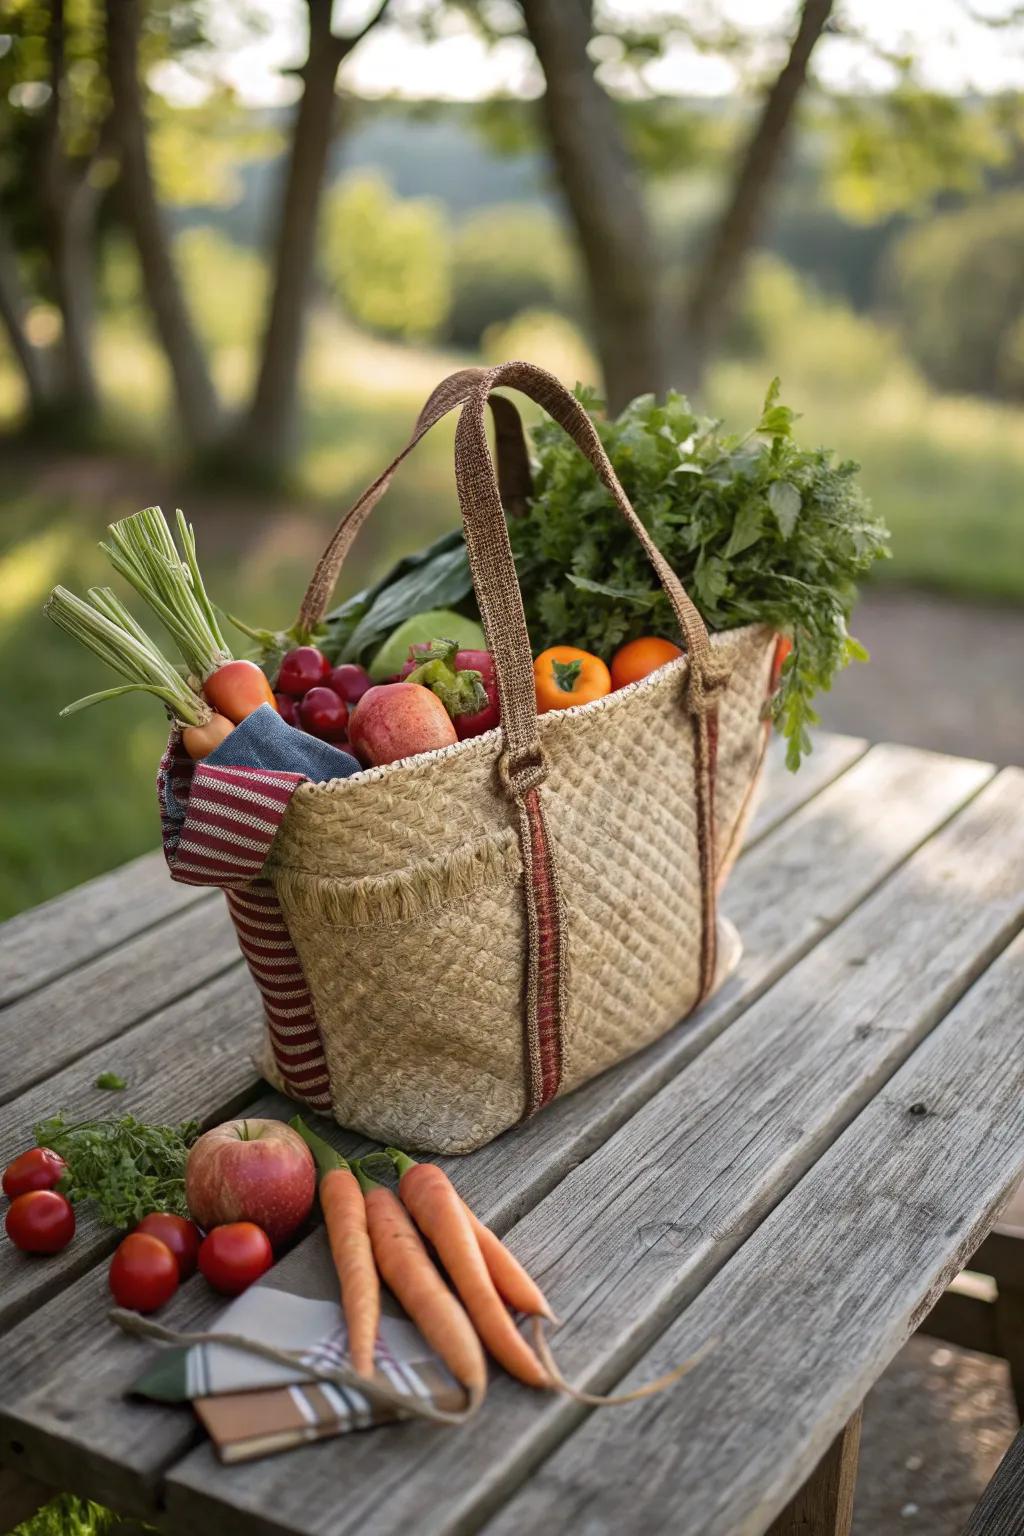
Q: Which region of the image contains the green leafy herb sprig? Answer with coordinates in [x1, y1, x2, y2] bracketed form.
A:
[34, 1113, 200, 1229]
[513, 381, 890, 769]
[309, 380, 889, 771]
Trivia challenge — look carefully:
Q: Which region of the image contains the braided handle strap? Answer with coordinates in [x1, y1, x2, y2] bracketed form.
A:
[296, 362, 726, 1109]
[298, 361, 730, 793]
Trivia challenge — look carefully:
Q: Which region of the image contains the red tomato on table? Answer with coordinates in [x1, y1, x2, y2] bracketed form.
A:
[109, 1233, 180, 1313]
[6, 1190, 75, 1253]
[2, 1147, 68, 1198]
[135, 1212, 201, 1280]
[198, 1222, 273, 1295]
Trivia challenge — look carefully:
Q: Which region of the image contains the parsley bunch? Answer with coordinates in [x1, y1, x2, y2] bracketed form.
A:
[34, 1112, 200, 1229]
[511, 381, 889, 768]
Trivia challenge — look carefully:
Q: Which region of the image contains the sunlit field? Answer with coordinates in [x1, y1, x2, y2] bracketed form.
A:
[3, 292, 1023, 918]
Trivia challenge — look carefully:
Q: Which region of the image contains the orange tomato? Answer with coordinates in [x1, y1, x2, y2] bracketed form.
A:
[610, 636, 683, 690]
[534, 647, 611, 713]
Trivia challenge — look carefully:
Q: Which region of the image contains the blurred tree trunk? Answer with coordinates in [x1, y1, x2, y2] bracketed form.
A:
[518, 0, 666, 412]
[237, 0, 391, 479]
[679, 0, 835, 393]
[41, 0, 101, 426]
[104, 0, 222, 449]
[0, 218, 56, 418]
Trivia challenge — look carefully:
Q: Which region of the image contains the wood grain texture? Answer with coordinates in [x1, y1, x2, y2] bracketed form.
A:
[747, 732, 868, 847]
[962, 1423, 1024, 1536]
[0, 741, 966, 1529]
[441, 743, 992, 1234]
[162, 767, 1022, 1536]
[766, 1410, 862, 1536]
[0, 966, 262, 1331]
[484, 928, 1024, 1536]
[0, 851, 208, 1007]
[0, 1097, 367, 1521]
[0, 898, 239, 1105]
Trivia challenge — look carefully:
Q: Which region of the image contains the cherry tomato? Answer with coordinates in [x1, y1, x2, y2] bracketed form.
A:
[135, 1213, 201, 1280]
[2, 1147, 68, 1199]
[326, 664, 373, 706]
[277, 646, 329, 698]
[109, 1232, 179, 1312]
[199, 1222, 273, 1295]
[6, 1189, 75, 1253]
[274, 691, 300, 727]
[298, 686, 348, 741]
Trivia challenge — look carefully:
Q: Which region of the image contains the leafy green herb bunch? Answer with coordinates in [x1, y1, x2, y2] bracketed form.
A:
[510, 380, 889, 768]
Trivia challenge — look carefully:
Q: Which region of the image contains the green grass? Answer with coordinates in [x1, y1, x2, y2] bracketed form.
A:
[12, 1495, 140, 1536]
[712, 361, 1024, 601]
[2, 309, 1022, 919]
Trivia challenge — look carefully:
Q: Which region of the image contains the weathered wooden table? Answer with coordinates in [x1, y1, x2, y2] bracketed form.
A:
[2, 732, 1022, 1536]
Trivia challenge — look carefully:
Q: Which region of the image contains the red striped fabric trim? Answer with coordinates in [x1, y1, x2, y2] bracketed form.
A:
[521, 786, 564, 1111]
[157, 737, 332, 1111]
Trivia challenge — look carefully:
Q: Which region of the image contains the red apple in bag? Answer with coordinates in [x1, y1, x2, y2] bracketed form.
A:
[348, 682, 457, 766]
[185, 1119, 315, 1250]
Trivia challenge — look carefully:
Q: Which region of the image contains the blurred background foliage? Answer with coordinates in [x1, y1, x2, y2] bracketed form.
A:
[1, 0, 1023, 922]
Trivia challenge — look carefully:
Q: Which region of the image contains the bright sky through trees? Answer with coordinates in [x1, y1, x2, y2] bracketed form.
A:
[148, 0, 1024, 107]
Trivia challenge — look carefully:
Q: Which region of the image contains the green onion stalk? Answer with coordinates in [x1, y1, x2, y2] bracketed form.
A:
[100, 506, 230, 683]
[44, 585, 212, 725]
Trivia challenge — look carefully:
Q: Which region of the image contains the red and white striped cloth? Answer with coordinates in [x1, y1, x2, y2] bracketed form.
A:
[157, 737, 332, 1111]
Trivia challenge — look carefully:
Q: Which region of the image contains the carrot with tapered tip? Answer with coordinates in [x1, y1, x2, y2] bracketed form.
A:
[291, 1118, 378, 1378]
[387, 1149, 550, 1389]
[354, 1160, 488, 1409]
[387, 1149, 557, 1323]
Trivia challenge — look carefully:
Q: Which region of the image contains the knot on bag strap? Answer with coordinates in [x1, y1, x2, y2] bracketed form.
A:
[498, 742, 548, 799]
[685, 654, 733, 717]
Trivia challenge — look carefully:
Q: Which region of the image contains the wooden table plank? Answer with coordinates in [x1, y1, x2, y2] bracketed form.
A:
[747, 732, 868, 846]
[0, 743, 967, 1524]
[483, 929, 1024, 1536]
[0, 1097, 366, 1523]
[0, 899, 239, 1106]
[0, 741, 1000, 1527]
[0, 967, 262, 1330]
[160, 768, 1023, 1536]
[0, 851, 209, 1008]
[445, 743, 991, 1233]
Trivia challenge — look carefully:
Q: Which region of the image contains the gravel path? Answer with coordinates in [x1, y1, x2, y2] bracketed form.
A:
[819, 588, 1022, 767]
[854, 1338, 1017, 1534]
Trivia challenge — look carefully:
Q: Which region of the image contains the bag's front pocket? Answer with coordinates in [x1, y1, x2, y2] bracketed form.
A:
[273, 829, 528, 1154]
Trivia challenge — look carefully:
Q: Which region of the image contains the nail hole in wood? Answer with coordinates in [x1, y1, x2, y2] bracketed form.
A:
[909, 1102, 928, 1117]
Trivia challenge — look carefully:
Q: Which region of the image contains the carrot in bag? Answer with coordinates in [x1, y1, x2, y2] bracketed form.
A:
[292, 1119, 379, 1378]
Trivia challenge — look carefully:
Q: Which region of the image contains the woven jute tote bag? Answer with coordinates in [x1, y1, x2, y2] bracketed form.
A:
[161, 362, 778, 1154]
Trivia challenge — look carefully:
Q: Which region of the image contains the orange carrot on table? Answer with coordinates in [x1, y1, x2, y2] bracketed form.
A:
[291, 1119, 379, 1379]
[387, 1149, 550, 1390]
[354, 1160, 488, 1410]
[464, 1206, 557, 1324]
[388, 1149, 555, 1322]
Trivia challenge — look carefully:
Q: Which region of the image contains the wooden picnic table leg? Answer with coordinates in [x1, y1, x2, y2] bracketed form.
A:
[0, 1466, 51, 1533]
[765, 1407, 863, 1536]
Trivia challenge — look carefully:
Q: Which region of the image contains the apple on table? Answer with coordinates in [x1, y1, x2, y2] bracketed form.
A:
[185, 1118, 316, 1250]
